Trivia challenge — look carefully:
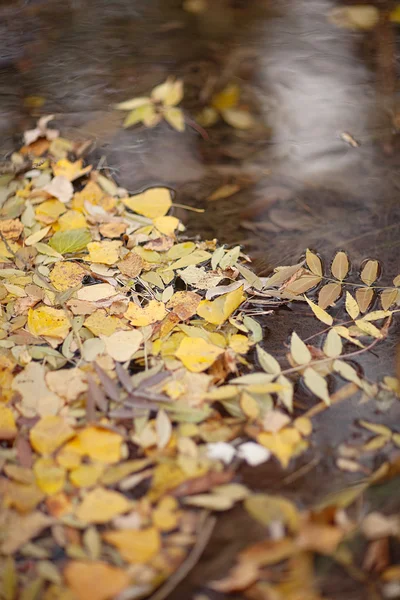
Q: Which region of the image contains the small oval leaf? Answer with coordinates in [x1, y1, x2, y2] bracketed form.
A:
[360, 260, 379, 286]
[303, 368, 330, 405]
[355, 287, 374, 313]
[331, 251, 349, 280]
[318, 282, 342, 309]
[306, 249, 323, 277]
[345, 291, 360, 320]
[290, 332, 312, 365]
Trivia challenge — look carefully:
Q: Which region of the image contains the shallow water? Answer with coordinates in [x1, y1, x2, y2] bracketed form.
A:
[1, 1, 400, 597]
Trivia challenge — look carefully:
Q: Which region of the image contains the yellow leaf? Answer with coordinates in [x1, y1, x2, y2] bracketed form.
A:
[304, 295, 333, 326]
[229, 334, 250, 354]
[70, 463, 104, 488]
[240, 392, 260, 420]
[318, 282, 342, 309]
[306, 249, 322, 276]
[331, 251, 349, 280]
[355, 319, 382, 339]
[100, 329, 143, 362]
[34, 457, 66, 495]
[303, 367, 330, 405]
[49, 261, 85, 292]
[294, 417, 313, 437]
[77, 426, 124, 464]
[124, 299, 167, 326]
[164, 107, 185, 131]
[152, 78, 184, 106]
[35, 199, 66, 224]
[123, 103, 156, 128]
[87, 240, 122, 265]
[153, 215, 179, 236]
[221, 108, 255, 130]
[175, 336, 224, 372]
[381, 289, 397, 311]
[345, 291, 360, 320]
[196, 286, 245, 325]
[53, 210, 87, 232]
[103, 527, 161, 564]
[207, 184, 240, 202]
[76, 488, 130, 524]
[169, 249, 211, 270]
[152, 496, 179, 531]
[25, 226, 51, 246]
[290, 332, 311, 365]
[28, 306, 71, 340]
[123, 187, 172, 218]
[0, 405, 17, 439]
[329, 6, 379, 30]
[362, 435, 390, 452]
[84, 309, 127, 337]
[356, 287, 374, 313]
[64, 561, 130, 600]
[30, 415, 75, 455]
[212, 83, 240, 111]
[359, 420, 392, 437]
[52, 159, 91, 181]
[361, 260, 379, 286]
[323, 329, 343, 358]
[244, 493, 299, 531]
[257, 428, 303, 469]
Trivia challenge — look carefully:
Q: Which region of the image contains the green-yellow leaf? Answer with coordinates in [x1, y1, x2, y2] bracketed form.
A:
[123, 103, 154, 128]
[164, 107, 185, 132]
[48, 228, 91, 255]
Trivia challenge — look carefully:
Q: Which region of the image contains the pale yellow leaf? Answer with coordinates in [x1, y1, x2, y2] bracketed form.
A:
[355, 319, 383, 338]
[331, 251, 349, 280]
[164, 107, 185, 132]
[381, 289, 397, 311]
[197, 286, 245, 325]
[100, 329, 143, 362]
[361, 260, 379, 286]
[122, 187, 172, 219]
[306, 249, 322, 276]
[256, 345, 281, 375]
[290, 332, 311, 365]
[345, 291, 360, 319]
[356, 287, 374, 313]
[156, 409, 172, 449]
[333, 359, 362, 386]
[304, 295, 333, 325]
[303, 367, 330, 405]
[175, 336, 224, 372]
[323, 329, 343, 358]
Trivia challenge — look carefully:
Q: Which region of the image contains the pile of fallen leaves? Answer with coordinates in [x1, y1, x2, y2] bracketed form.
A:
[0, 117, 399, 600]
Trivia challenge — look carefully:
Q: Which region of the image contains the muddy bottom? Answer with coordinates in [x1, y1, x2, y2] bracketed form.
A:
[1, 0, 400, 598]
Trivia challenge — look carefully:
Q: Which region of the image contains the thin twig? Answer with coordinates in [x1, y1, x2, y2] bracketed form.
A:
[146, 511, 216, 600]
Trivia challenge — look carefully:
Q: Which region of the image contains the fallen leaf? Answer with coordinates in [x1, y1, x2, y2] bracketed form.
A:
[76, 488, 130, 524]
[175, 337, 224, 372]
[64, 561, 130, 600]
[123, 187, 172, 218]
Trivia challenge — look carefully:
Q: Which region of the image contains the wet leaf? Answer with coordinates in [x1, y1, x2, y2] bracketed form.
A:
[318, 282, 341, 309]
[306, 249, 322, 276]
[305, 295, 333, 325]
[303, 367, 330, 405]
[323, 329, 343, 358]
[381, 288, 397, 311]
[256, 345, 281, 375]
[290, 332, 311, 365]
[331, 251, 349, 280]
[361, 260, 379, 286]
[123, 187, 172, 218]
[356, 287, 374, 313]
[355, 319, 383, 338]
[345, 291, 360, 319]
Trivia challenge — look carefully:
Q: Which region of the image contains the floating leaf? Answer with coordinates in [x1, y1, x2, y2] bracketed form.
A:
[256, 345, 281, 375]
[318, 282, 341, 309]
[123, 187, 172, 218]
[212, 83, 240, 111]
[331, 251, 349, 280]
[323, 329, 343, 358]
[381, 289, 397, 311]
[329, 6, 379, 31]
[164, 107, 185, 132]
[355, 319, 382, 339]
[48, 228, 91, 254]
[303, 368, 330, 405]
[356, 287, 374, 313]
[304, 295, 333, 325]
[151, 78, 183, 106]
[306, 249, 322, 276]
[285, 274, 321, 295]
[221, 108, 255, 130]
[345, 291, 360, 320]
[290, 332, 311, 365]
[333, 359, 362, 386]
[360, 260, 379, 286]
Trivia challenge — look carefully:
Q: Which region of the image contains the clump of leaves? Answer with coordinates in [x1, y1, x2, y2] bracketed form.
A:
[197, 82, 255, 130]
[114, 77, 185, 131]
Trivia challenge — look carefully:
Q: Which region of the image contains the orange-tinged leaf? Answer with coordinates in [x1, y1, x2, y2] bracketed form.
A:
[331, 251, 349, 280]
[77, 426, 124, 464]
[196, 286, 245, 325]
[30, 416, 75, 455]
[122, 187, 172, 218]
[64, 561, 130, 600]
[125, 299, 167, 326]
[257, 428, 303, 468]
[294, 417, 313, 437]
[175, 337, 224, 372]
[361, 260, 379, 286]
[151, 77, 183, 106]
[318, 282, 341, 309]
[306, 249, 322, 276]
[34, 457, 66, 495]
[75, 488, 130, 524]
[212, 83, 240, 111]
[356, 287, 374, 313]
[164, 107, 185, 132]
[103, 527, 161, 564]
[27, 306, 71, 340]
